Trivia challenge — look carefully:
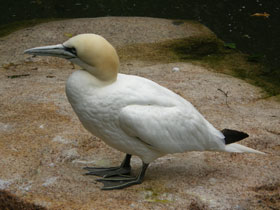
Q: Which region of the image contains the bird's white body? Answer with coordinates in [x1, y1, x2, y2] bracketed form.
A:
[66, 70, 226, 163]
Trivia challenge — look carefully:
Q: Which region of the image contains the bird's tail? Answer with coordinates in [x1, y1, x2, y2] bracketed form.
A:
[221, 129, 249, 144]
[221, 129, 265, 154]
[225, 143, 265, 154]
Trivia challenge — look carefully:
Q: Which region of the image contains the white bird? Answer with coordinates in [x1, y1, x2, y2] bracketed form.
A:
[24, 34, 264, 190]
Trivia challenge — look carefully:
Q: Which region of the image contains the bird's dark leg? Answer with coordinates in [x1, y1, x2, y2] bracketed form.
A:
[97, 161, 149, 190]
[84, 154, 132, 177]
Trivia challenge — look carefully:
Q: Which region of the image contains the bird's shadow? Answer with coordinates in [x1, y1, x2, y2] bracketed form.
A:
[135, 152, 245, 187]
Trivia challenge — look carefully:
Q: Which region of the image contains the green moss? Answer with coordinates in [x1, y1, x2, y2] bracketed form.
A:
[224, 42, 236, 49]
[141, 186, 173, 203]
[168, 35, 223, 58]
[0, 18, 63, 37]
[118, 34, 223, 62]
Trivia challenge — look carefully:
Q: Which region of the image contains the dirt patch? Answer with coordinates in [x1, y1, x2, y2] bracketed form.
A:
[0, 190, 46, 210]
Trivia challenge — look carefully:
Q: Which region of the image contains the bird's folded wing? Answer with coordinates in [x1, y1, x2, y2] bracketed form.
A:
[119, 105, 217, 154]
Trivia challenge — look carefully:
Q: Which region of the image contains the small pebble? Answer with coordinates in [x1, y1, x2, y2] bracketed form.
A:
[172, 67, 180, 72]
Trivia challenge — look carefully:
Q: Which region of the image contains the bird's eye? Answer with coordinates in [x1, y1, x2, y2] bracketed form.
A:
[64, 46, 77, 56]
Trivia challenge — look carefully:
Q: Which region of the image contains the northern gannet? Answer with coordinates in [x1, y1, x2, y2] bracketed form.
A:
[24, 34, 264, 190]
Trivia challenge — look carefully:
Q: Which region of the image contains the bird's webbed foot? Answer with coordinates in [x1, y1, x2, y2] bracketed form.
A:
[97, 162, 149, 190]
[84, 154, 131, 178]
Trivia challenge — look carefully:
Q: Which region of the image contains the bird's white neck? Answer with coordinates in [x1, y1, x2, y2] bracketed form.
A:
[69, 58, 118, 83]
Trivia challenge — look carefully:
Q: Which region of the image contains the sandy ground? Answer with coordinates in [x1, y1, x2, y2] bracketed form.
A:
[0, 17, 279, 210]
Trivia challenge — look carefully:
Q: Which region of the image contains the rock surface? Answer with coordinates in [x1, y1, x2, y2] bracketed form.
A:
[0, 17, 279, 209]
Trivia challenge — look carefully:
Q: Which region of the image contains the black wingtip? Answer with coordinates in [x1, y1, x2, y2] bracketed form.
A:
[221, 129, 249, 145]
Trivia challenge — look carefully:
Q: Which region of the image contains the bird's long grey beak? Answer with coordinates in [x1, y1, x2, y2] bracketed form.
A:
[24, 44, 76, 59]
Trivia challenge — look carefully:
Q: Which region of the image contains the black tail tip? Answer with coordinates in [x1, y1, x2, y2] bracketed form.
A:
[221, 129, 249, 145]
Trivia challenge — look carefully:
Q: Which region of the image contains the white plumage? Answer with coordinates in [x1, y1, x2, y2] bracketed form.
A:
[66, 70, 227, 163]
[25, 33, 264, 190]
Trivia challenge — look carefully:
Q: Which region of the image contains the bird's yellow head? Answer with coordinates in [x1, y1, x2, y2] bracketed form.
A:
[25, 34, 120, 82]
